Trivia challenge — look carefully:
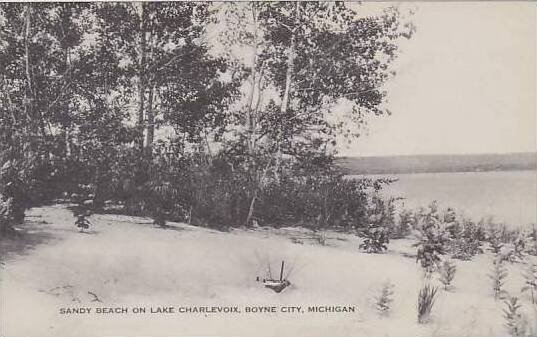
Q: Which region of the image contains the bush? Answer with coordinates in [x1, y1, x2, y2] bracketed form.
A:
[503, 296, 528, 337]
[490, 257, 508, 300]
[525, 225, 537, 256]
[0, 196, 15, 234]
[448, 218, 484, 260]
[360, 224, 390, 253]
[413, 203, 449, 275]
[521, 262, 537, 305]
[417, 284, 438, 324]
[180, 157, 382, 230]
[489, 233, 505, 254]
[376, 281, 394, 316]
[439, 260, 457, 290]
[391, 208, 414, 239]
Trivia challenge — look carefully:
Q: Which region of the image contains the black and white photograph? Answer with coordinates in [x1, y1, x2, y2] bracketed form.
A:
[0, 1, 535, 336]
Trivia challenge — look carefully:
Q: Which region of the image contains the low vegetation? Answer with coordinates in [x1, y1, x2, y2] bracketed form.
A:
[439, 260, 457, 290]
[490, 258, 509, 300]
[375, 281, 395, 316]
[417, 284, 438, 324]
[521, 262, 537, 305]
[503, 296, 527, 337]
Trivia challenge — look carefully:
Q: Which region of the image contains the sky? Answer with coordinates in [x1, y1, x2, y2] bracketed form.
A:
[339, 2, 536, 157]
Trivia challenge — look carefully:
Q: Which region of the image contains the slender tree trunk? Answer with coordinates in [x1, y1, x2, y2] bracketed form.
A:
[246, 3, 260, 157]
[65, 128, 71, 157]
[136, 2, 147, 153]
[244, 3, 261, 227]
[145, 85, 154, 158]
[274, 2, 299, 183]
[245, 188, 257, 227]
[23, 5, 33, 125]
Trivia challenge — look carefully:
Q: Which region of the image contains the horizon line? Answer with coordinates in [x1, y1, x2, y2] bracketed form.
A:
[337, 151, 537, 159]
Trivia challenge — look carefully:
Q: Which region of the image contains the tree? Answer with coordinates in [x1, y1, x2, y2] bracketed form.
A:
[85, 3, 240, 221]
[95, 3, 239, 158]
[0, 3, 92, 231]
[217, 2, 414, 226]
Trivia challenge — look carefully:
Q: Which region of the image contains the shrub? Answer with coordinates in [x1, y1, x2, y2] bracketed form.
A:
[439, 260, 457, 290]
[443, 207, 460, 237]
[360, 223, 389, 253]
[417, 284, 438, 324]
[415, 243, 445, 277]
[503, 296, 527, 337]
[359, 194, 399, 253]
[256, 174, 375, 230]
[392, 208, 414, 239]
[521, 262, 537, 305]
[448, 218, 484, 260]
[513, 235, 526, 260]
[525, 225, 537, 256]
[489, 234, 505, 254]
[413, 202, 449, 275]
[450, 237, 483, 260]
[490, 257, 508, 300]
[376, 281, 394, 316]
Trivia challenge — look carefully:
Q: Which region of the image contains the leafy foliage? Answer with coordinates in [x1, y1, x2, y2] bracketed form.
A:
[359, 194, 396, 253]
[0, 2, 414, 232]
[439, 260, 457, 290]
[521, 262, 537, 305]
[525, 225, 537, 256]
[503, 296, 528, 337]
[417, 284, 438, 324]
[413, 202, 449, 274]
[490, 257, 509, 300]
[376, 281, 394, 316]
[448, 218, 484, 260]
[391, 208, 414, 239]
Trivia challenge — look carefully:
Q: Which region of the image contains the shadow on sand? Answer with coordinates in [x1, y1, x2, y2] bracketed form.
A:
[0, 221, 60, 263]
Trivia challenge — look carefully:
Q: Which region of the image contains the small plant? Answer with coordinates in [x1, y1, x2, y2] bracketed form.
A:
[439, 260, 457, 290]
[450, 237, 483, 260]
[360, 224, 389, 253]
[413, 202, 449, 274]
[448, 218, 484, 260]
[415, 243, 444, 277]
[514, 235, 526, 260]
[376, 281, 394, 316]
[392, 209, 414, 239]
[489, 257, 508, 300]
[74, 213, 92, 233]
[521, 262, 537, 305]
[489, 236, 504, 254]
[503, 296, 527, 337]
[417, 284, 438, 324]
[525, 225, 537, 256]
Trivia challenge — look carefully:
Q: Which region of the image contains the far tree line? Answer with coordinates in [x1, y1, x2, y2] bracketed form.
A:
[0, 2, 414, 233]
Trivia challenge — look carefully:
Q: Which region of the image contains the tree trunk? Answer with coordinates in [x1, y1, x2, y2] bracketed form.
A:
[136, 2, 147, 153]
[23, 5, 33, 124]
[274, 2, 299, 182]
[245, 188, 257, 227]
[145, 85, 154, 158]
[246, 3, 260, 158]
[244, 3, 261, 227]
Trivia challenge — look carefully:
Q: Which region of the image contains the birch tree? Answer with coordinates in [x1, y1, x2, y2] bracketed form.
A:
[0, 3, 91, 230]
[218, 2, 414, 226]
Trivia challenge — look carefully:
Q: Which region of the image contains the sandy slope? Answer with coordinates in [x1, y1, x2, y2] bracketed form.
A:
[1, 205, 536, 337]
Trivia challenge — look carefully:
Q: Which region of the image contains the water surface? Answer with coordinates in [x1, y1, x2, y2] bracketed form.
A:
[354, 170, 537, 227]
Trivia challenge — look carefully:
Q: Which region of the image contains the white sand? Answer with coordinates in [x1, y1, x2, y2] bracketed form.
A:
[1, 205, 536, 337]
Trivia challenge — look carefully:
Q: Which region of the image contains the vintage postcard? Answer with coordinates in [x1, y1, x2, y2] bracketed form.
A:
[0, 1, 536, 336]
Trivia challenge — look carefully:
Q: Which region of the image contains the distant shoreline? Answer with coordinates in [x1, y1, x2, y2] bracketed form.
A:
[337, 152, 537, 175]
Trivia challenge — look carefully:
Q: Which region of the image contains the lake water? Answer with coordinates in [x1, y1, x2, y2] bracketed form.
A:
[354, 170, 537, 227]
